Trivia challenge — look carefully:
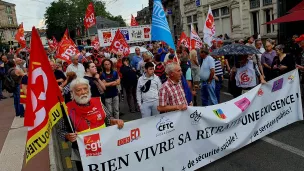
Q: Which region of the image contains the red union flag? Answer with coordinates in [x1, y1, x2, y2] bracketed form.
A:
[84, 2, 96, 29]
[178, 32, 190, 48]
[109, 29, 130, 56]
[131, 14, 139, 26]
[190, 24, 203, 50]
[15, 22, 26, 48]
[24, 27, 65, 163]
[56, 29, 80, 63]
[52, 36, 58, 49]
[92, 36, 100, 50]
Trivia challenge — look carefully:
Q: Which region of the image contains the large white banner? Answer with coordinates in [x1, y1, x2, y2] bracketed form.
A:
[98, 25, 151, 47]
[77, 70, 303, 171]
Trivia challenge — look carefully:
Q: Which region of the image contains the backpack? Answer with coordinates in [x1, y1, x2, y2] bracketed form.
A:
[3, 69, 17, 93]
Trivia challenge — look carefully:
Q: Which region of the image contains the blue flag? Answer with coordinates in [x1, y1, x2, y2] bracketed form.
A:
[151, 0, 175, 50]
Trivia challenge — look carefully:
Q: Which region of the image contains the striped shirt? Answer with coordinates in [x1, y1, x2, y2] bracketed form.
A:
[214, 59, 223, 76]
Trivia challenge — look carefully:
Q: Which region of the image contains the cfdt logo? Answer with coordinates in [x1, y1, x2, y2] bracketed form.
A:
[156, 116, 175, 137]
[190, 110, 202, 125]
[213, 109, 226, 120]
[117, 128, 141, 146]
[84, 133, 102, 157]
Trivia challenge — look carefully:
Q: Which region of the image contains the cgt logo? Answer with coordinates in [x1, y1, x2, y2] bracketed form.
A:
[84, 133, 102, 157]
[156, 116, 175, 137]
[213, 109, 226, 120]
[117, 128, 140, 146]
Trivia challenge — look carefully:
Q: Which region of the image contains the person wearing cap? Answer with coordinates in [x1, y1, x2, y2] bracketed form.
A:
[66, 54, 85, 78]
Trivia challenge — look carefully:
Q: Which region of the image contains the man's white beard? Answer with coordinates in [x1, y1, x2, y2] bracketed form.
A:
[73, 92, 92, 105]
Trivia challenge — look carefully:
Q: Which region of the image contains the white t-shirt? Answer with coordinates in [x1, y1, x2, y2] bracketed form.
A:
[199, 55, 215, 81]
[66, 63, 85, 78]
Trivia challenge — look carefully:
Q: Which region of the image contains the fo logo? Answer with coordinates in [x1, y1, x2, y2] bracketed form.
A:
[84, 133, 102, 157]
[213, 109, 226, 120]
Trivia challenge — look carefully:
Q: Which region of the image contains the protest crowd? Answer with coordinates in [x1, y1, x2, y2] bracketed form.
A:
[1, 0, 304, 171]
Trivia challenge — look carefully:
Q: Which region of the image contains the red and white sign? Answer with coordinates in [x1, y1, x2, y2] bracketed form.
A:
[203, 6, 216, 47]
[190, 24, 203, 50]
[84, 2, 96, 29]
[109, 29, 130, 56]
[92, 36, 100, 50]
[15, 22, 26, 48]
[84, 133, 102, 157]
[56, 29, 79, 63]
[131, 14, 139, 26]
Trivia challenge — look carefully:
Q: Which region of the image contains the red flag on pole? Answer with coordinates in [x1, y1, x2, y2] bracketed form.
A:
[131, 14, 139, 26]
[56, 29, 80, 63]
[52, 36, 58, 49]
[24, 27, 66, 163]
[109, 29, 130, 57]
[15, 22, 26, 48]
[177, 32, 190, 48]
[84, 2, 96, 29]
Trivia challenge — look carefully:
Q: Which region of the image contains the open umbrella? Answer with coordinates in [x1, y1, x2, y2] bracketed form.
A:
[211, 44, 261, 56]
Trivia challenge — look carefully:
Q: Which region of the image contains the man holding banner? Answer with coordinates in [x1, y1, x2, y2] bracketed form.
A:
[57, 78, 124, 170]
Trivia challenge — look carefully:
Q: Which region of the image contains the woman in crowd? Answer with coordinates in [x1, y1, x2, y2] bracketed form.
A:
[120, 57, 139, 113]
[261, 41, 276, 81]
[62, 71, 77, 103]
[137, 62, 162, 118]
[271, 45, 295, 78]
[100, 59, 120, 119]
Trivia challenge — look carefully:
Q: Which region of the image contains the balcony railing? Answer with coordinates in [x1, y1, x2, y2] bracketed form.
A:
[263, 0, 272, 6]
[250, 0, 260, 9]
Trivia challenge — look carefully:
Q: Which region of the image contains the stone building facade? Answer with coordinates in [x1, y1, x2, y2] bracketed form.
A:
[135, 7, 151, 25]
[0, 0, 18, 46]
[181, 0, 278, 40]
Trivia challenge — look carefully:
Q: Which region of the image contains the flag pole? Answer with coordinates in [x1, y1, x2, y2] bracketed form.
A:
[57, 97, 75, 133]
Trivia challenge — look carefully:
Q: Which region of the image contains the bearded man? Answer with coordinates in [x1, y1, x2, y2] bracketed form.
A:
[57, 78, 124, 171]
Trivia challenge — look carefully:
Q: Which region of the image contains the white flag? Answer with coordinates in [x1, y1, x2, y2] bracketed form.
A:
[190, 24, 203, 50]
[203, 6, 216, 47]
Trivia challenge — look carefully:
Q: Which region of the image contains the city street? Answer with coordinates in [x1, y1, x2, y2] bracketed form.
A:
[54, 84, 304, 171]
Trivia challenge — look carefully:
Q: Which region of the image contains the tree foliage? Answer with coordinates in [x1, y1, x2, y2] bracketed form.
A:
[45, 0, 126, 41]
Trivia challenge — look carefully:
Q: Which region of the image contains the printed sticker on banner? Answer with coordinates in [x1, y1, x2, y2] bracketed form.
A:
[189, 110, 202, 125]
[272, 78, 284, 92]
[234, 98, 250, 112]
[213, 109, 226, 120]
[117, 128, 141, 146]
[144, 27, 151, 39]
[156, 116, 175, 137]
[84, 133, 102, 157]
[258, 88, 264, 97]
[288, 75, 295, 83]
[102, 32, 112, 43]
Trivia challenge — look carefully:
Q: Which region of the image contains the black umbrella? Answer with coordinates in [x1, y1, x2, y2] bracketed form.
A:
[211, 44, 261, 56]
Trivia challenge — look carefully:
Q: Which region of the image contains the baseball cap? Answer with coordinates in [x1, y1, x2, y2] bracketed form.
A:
[295, 34, 304, 42]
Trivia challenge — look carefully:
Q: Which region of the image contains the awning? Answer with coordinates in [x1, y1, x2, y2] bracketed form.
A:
[264, 10, 304, 24]
[289, 0, 304, 12]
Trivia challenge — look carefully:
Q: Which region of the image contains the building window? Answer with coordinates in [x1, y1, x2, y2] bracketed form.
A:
[212, 9, 219, 17]
[263, 0, 272, 6]
[250, 0, 260, 9]
[193, 14, 197, 22]
[221, 7, 229, 16]
[6, 6, 12, 14]
[265, 9, 274, 33]
[8, 16, 13, 25]
[251, 11, 260, 34]
[187, 16, 192, 23]
[11, 30, 15, 37]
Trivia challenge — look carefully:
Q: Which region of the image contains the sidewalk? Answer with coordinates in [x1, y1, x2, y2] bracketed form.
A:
[0, 93, 50, 171]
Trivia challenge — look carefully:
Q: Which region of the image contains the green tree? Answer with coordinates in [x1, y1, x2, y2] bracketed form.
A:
[45, 0, 126, 41]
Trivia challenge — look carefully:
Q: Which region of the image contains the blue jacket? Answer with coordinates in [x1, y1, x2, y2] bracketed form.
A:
[181, 75, 192, 105]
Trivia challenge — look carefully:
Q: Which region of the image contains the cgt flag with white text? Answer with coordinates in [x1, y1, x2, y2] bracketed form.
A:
[77, 70, 303, 171]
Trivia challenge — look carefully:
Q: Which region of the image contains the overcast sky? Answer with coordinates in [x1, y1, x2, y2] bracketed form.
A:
[9, 0, 149, 31]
